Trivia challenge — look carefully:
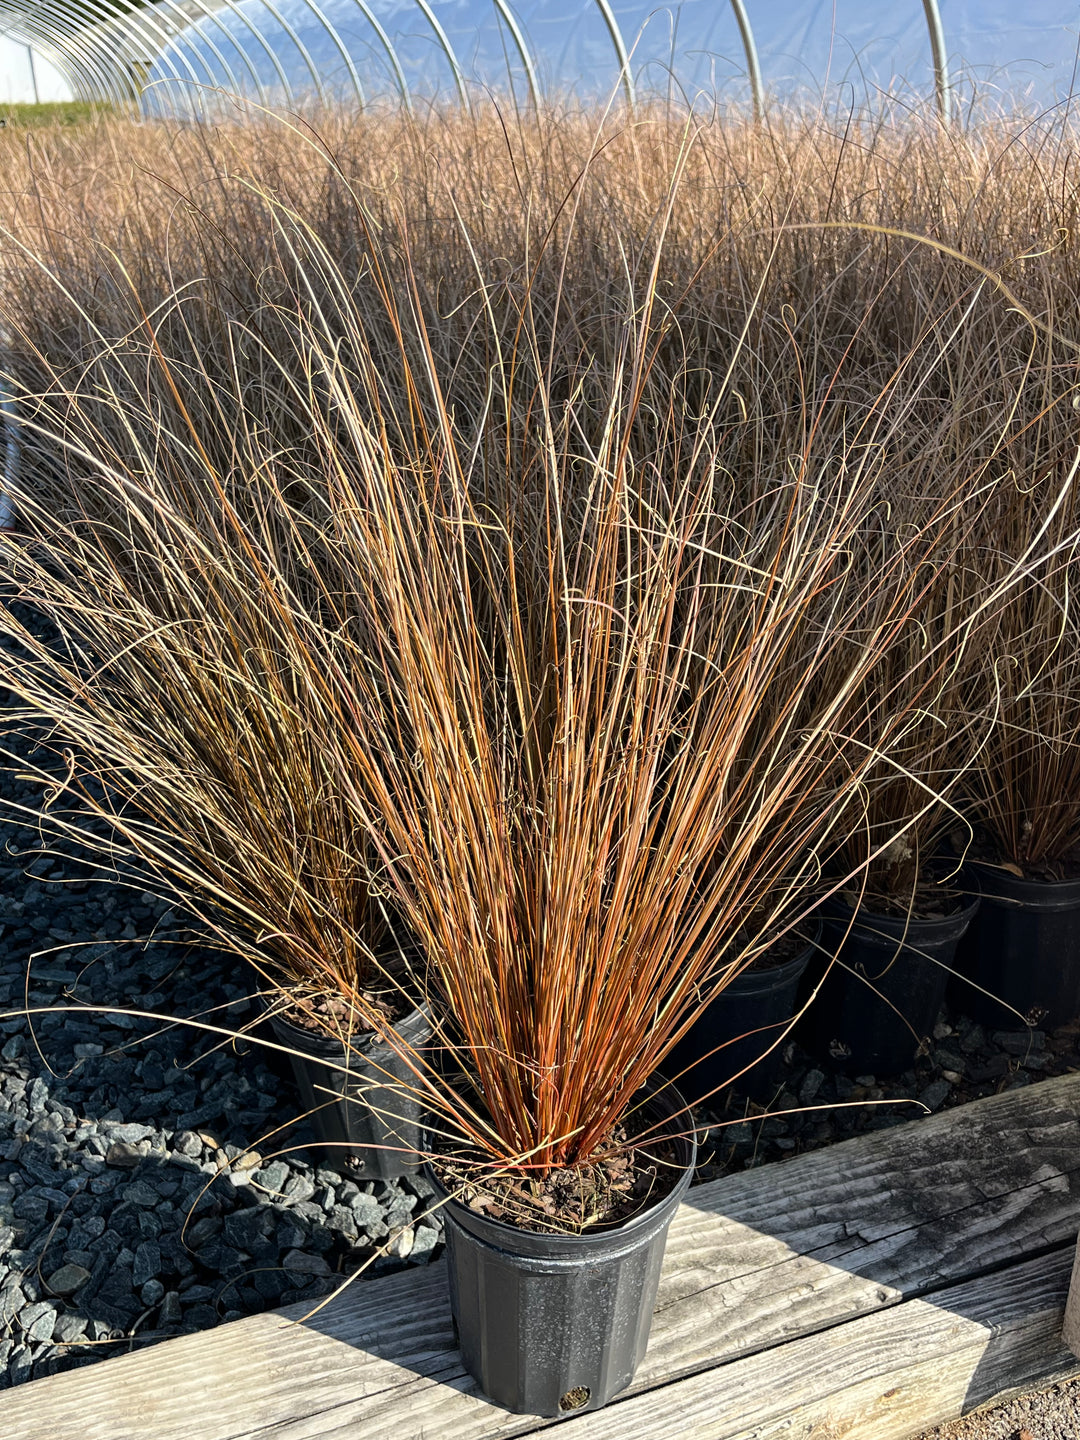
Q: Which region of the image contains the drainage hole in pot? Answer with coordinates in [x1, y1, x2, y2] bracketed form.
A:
[559, 1387, 590, 1412]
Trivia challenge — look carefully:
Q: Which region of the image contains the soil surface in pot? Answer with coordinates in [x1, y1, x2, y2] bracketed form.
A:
[831, 871, 968, 920]
[740, 927, 810, 971]
[273, 979, 411, 1035]
[432, 1113, 682, 1234]
[953, 825, 1080, 883]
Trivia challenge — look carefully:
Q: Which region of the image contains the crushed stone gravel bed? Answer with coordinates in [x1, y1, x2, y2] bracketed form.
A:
[0, 851, 443, 1389]
[696, 1008, 1080, 1182]
[911, 1376, 1080, 1439]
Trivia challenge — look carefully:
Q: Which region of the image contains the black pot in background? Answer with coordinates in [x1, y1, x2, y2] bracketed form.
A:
[265, 999, 431, 1179]
[663, 932, 817, 1106]
[804, 890, 979, 1076]
[428, 1084, 695, 1417]
[949, 862, 1080, 1031]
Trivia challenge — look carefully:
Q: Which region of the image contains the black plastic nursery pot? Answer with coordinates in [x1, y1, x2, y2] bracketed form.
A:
[950, 863, 1080, 1031]
[805, 891, 979, 1076]
[265, 1000, 431, 1179]
[663, 932, 817, 1105]
[428, 1084, 696, 1418]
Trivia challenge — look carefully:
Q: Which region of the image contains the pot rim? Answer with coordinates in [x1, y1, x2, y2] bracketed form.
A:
[259, 987, 432, 1060]
[821, 882, 980, 934]
[964, 856, 1080, 906]
[424, 1080, 696, 1254]
[725, 923, 821, 993]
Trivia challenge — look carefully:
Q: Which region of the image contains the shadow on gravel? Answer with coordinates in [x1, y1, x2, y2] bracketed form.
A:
[0, 955, 439, 1392]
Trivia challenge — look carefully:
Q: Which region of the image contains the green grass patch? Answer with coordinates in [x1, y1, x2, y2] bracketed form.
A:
[0, 101, 111, 129]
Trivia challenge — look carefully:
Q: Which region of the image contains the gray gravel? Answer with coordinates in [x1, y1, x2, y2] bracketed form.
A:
[912, 1376, 1080, 1438]
[0, 881, 444, 1388]
[696, 1009, 1080, 1180]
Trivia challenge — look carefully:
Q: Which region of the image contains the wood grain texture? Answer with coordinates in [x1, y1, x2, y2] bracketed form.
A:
[4, 1074, 1080, 1440]
[1063, 1233, 1080, 1357]
[559, 1247, 1080, 1440]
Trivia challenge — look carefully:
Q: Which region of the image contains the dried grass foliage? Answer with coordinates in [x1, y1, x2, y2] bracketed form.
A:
[0, 106, 1079, 1176]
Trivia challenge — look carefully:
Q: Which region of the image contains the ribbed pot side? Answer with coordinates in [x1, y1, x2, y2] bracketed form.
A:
[428, 1085, 695, 1417]
[809, 892, 979, 1075]
[664, 931, 817, 1104]
[266, 1001, 431, 1179]
[952, 862, 1080, 1030]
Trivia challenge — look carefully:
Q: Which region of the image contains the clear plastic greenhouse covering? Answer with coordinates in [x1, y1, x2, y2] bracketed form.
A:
[4, 0, 1080, 117]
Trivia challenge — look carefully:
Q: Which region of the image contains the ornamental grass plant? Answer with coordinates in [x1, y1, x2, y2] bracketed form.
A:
[0, 106, 1078, 1223]
[820, 345, 1080, 915]
[962, 486, 1080, 879]
[0, 475, 403, 1035]
[0, 109, 1077, 1226]
[6, 102, 1080, 530]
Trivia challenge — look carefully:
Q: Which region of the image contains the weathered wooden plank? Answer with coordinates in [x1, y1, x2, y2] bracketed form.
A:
[561, 1248, 1080, 1440]
[4, 1074, 1080, 1440]
[1063, 1233, 1080, 1357]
